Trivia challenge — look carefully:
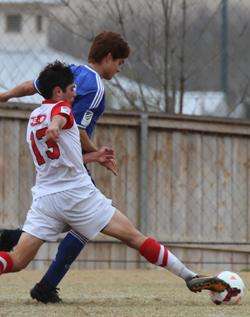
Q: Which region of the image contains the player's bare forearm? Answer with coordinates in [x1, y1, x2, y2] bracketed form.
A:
[0, 80, 35, 102]
[79, 129, 98, 153]
[46, 115, 67, 142]
[100, 159, 119, 176]
[83, 147, 115, 164]
[79, 128, 118, 175]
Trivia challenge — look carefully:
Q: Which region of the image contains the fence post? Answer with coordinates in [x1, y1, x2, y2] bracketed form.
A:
[139, 113, 149, 267]
[221, 0, 228, 95]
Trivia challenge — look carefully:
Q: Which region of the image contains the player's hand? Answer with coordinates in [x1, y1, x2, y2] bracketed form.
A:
[82, 147, 115, 164]
[100, 158, 118, 176]
[96, 147, 115, 163]
[0, 93, 9, 102]
[46, 125, 60, 142]
[98, 147, 118, 176]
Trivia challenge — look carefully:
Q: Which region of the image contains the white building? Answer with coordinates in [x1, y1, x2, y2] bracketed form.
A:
[0, 0, 83, 103]
[0, 0, 63, 51]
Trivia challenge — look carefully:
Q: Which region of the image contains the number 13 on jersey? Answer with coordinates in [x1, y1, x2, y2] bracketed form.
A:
[30, 127, 60, 165]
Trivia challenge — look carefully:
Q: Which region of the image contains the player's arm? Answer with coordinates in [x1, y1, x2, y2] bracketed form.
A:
[73, 94, 118, 175]
[79, 128, 118, 175]
[83, 147, 115, 164]
[0, 80, 35, 102]
[46, 102, 73, 142]
[79, 129, 118, 175]
[46, 115, 67, 142]
[79, 128, 98, 152]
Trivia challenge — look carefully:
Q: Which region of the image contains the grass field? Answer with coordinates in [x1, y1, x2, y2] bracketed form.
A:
[0, 269, 249, 317]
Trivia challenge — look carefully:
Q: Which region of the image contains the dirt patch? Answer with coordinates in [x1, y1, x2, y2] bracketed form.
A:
[0, 270, 249, 317]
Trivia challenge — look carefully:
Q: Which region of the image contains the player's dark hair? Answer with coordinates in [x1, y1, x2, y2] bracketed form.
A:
[88, 31, 130, 63]
[38, 60, 74, 99]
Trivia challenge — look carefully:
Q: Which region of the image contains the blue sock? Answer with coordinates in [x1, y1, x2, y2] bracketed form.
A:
[40, 230, 88, 289]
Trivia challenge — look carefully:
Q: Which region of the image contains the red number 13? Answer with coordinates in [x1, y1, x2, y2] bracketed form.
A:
[30, 127, 60, 165]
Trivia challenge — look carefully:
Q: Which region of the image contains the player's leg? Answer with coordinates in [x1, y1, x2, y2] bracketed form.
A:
[26, 191, 80, 303]
[30, 165, 95, 303]
[0, 232, 43, 274]
[30, 229, 88, 303]
[101, 210, 196, 279]
[101, 209, 229, 293]
[0, 228, 23, 251]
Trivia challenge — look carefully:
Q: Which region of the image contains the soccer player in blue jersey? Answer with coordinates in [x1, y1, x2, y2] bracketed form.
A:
[0, 31, 228, 303]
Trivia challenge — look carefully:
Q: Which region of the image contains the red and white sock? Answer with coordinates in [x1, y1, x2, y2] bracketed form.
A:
[139, 237, 196, 280]
[0, 252, 13, 274]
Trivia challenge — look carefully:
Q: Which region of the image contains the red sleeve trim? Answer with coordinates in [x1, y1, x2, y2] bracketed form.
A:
[51, 101, 74, 129]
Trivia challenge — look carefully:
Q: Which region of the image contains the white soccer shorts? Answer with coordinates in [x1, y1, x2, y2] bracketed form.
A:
[23, 185, 116, 241]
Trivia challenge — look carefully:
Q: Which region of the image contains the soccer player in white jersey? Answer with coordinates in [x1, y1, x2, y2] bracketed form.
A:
[0, 61, 229, 299]
[0, 31, 130, 303]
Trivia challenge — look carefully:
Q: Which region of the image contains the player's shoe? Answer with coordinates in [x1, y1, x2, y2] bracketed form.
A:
[186, 275, 229, 293]
[30, 282, 62, 304]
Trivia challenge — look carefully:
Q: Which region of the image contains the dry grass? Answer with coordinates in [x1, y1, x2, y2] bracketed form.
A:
[0, 269, 249, 317]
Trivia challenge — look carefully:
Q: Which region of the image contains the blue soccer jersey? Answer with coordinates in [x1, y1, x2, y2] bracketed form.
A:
[33, 64, 105, 138]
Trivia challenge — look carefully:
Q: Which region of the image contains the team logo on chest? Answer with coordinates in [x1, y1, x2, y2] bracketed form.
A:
[30, 114, 47, 126]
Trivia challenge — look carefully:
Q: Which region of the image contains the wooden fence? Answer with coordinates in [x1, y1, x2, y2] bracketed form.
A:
[1, 102, 250, 271]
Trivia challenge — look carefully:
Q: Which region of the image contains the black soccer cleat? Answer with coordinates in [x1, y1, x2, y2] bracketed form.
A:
[30, 282, 63, 304]
[186, 275, 230, 293]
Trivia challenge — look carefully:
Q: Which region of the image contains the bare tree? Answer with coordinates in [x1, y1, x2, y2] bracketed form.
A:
[179, 0, 186, 114]
[16, 0, 250, 116]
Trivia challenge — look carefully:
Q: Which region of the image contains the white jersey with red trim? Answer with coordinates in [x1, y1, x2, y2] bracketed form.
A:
[26, 100, 92, 199]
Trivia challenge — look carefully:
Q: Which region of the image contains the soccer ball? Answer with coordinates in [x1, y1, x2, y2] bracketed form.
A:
[209, 271, 245, 305]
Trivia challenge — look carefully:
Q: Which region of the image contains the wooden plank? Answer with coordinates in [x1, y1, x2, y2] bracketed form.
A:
[216, 250, 232, 272]
[125, 127, 139, 225]
[93, 125, 113, 197]
[108, 126, 127, 213]
[3, 119, 20, 228]
[27, 242, 250, 271]
[186, 133, 202, 241]
[34, 243, 50, 270]
[18, 121, 35, 225]
[0, 108, 31, 120]
[231, 137, 248, 242]
[232, 252, 248, 272]
[2, 104, 250, 136]
[168, 243, 250, 253]
[216, 136, 233, 242]
[125, 127, 140, 267]
[186, 248, 203, 272]
[202, 250, 218, 271]
[154, 130, 173, 239]
[201, 135, 218, 242]
[147, 131, 158, 236]
[77, 241, 96, 269]
[170, 247, 188, 272]
[200, 135, 217, 271]
[110, 242, 126, 269]
[185, 133, 202, 267]
[93, 241, 110, 269]
[125, 247, 138, 269]
[171, 131, 188, 240]
[149, 117, 250, 136]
